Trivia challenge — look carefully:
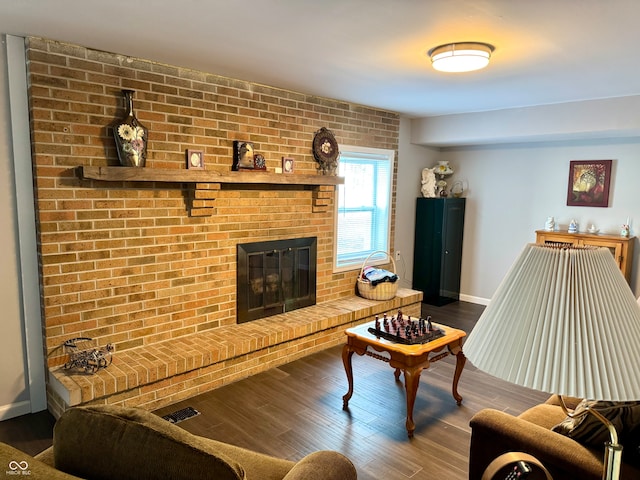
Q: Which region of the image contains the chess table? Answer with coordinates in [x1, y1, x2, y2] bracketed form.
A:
[341, 318, 466, 437]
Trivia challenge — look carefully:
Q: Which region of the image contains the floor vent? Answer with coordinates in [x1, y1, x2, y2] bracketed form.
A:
[161, 406, 200, 424]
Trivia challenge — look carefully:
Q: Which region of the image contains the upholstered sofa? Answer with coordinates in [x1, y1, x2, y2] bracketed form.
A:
[0, 404, 357, 480]
[469, 395, 640, 480]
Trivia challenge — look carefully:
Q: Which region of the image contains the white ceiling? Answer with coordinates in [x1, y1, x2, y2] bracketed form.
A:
[1, 0, 640, 118]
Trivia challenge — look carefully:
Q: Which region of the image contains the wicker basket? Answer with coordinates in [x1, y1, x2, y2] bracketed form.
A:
[356, 251, 398, 300]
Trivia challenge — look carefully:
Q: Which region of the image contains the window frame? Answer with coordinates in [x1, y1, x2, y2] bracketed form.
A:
[332, 145, 395, 273]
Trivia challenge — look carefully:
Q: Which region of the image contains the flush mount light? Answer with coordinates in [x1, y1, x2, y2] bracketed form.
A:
[428, 42, 494, 73]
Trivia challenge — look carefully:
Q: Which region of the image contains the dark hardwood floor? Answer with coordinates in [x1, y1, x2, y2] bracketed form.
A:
[0, 409, 55, 456]
[1, 301, 550, 479]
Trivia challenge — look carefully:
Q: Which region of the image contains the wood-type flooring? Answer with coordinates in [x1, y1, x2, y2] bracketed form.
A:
[1, 301, 549, 479]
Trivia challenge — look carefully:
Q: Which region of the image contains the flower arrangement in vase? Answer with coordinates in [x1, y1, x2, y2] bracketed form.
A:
[112, 90, 148, 167]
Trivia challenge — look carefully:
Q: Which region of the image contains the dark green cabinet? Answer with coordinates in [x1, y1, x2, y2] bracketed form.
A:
[412, 198, 466, 306]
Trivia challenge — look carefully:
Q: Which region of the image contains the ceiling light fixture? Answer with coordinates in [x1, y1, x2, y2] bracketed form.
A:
[428, 42, 494, 73]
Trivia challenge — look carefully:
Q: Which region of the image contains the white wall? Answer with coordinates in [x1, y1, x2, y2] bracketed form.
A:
[394, 117, 440, 288]
[402, 95, 640, 304]
[444, 140, 640, 302]
[0, 35, 46, 419]
[0, 36, 30, 418]
[397, 120, 640, 304]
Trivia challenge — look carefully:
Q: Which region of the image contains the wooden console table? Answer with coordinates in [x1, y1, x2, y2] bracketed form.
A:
[341, 320, 466, 437]
[535, 230, 634, 283]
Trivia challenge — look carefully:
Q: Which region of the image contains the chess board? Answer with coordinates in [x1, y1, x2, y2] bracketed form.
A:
[367, 312, 444, 345]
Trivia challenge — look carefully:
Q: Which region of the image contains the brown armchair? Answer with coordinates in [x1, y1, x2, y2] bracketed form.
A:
[469, 395, 640, 480]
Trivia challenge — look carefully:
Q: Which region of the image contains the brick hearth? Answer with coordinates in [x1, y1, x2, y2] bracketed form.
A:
[47, 289, 422, 418]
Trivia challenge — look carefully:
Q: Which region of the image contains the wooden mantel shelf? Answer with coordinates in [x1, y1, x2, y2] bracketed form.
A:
[77, 166, 342, 217]
[77, 166, 344, 186]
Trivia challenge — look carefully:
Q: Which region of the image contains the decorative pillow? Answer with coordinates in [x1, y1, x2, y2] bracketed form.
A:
[552, 399, 640, 447]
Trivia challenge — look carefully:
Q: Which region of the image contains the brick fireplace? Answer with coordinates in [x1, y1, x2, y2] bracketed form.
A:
[25, 37, 407, 416]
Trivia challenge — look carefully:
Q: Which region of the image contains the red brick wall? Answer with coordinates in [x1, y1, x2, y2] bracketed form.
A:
[26, 37, 400, 368]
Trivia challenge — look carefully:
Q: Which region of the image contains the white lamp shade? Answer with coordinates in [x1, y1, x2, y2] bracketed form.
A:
[463, 243, 640, 401]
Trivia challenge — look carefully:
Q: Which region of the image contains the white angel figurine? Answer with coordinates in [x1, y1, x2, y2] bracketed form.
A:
[421, 167, 437, 198]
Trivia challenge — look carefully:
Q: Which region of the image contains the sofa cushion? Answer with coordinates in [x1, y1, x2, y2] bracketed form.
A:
[552, 399, 640, 447]
[53, 405, 246, 480]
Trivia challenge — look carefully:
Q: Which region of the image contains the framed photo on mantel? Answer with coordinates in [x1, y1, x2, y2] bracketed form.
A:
[566, 160, 612, 207]
[233, 141, 255, 170]
[186, 149, 204, 170]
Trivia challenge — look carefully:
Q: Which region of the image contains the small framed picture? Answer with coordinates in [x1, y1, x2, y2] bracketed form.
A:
[233, 141, 255, 170]
[186, 149, 204, 169]
[282, 157, 294, 174]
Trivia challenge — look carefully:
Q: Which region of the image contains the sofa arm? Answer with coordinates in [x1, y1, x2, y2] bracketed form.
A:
[0, 442, 83, 480]
[282, 450, 357, 480]
[469, 409, 603, 480]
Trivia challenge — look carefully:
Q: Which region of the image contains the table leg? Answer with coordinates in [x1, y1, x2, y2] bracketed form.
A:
[342, 344, 355, 408]
[452, 349, 466, 405]
[394, 368, 401, 382]
[403, 367, 422, 438]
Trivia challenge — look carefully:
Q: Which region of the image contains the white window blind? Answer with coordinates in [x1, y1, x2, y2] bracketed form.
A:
[334, 145, 394, 272]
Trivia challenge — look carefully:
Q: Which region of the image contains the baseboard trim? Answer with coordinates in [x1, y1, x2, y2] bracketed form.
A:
[0, 399, 31, 421]
[459, 293, 490, 306]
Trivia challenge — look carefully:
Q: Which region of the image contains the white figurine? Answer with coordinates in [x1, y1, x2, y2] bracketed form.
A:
[544, 216, 555, 231]
[568, 219, 578, 233]
[421, 167, 437, 198]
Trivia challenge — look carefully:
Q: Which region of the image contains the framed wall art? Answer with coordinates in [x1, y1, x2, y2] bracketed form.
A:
[566, 160, 612, 207]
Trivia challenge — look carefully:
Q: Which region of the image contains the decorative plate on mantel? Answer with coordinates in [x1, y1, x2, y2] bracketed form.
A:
[312, 127, 339, 175]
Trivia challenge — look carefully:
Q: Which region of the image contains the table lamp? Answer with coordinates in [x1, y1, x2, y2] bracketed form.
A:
[463, 243, 640, 480]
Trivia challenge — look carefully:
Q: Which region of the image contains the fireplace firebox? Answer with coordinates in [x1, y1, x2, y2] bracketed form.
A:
[237, 237, 317, 323]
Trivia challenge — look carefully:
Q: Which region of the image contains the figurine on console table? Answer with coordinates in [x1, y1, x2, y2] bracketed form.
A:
[621, 224, 630, 237]
[544, 216, 555, 232]
[568, 219, 578, 233]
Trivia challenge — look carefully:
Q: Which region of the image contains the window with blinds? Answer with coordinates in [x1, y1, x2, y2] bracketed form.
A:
[334, 145, 394, 272]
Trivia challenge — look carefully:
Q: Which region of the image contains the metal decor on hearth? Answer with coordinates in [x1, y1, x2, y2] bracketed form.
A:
[63, 337, 113, 374]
